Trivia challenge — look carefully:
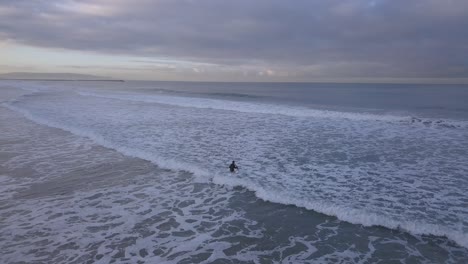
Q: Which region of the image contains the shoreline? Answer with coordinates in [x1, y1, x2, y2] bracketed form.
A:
[1, 82, 467, 263]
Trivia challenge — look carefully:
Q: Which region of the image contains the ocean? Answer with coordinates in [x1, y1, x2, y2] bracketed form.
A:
[1, 80, 467, 263]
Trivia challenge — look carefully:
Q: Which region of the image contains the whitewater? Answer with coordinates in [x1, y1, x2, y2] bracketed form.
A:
[1, 80, 468, 263]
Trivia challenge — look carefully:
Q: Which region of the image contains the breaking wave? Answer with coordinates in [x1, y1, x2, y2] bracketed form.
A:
[77, 91, 468, 128]
[4, 94, 468, 249]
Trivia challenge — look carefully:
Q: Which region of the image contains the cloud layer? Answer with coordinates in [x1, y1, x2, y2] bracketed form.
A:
[1, 0, 468, 80]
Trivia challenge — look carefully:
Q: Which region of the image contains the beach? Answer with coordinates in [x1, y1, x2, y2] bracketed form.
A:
[1, 80, 468, 263]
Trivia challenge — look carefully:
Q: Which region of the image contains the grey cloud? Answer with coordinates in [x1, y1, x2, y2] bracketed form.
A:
[1, 0, 468, 78]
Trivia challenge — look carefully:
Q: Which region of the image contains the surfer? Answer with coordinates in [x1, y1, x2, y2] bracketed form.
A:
[229, 161, 238, 173]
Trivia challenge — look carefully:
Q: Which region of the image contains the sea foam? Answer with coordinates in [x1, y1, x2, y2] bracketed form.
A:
[4, 86, 468, 250]
[77, 91, 468, 129]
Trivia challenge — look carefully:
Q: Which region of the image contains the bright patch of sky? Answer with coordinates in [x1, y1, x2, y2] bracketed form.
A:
[1, 42, 232, 80]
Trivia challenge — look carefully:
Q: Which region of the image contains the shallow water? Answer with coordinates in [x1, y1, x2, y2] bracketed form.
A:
[1, 81, 468, 263]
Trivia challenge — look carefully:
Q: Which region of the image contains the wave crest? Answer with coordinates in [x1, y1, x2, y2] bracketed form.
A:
[77, 91, 468, 128]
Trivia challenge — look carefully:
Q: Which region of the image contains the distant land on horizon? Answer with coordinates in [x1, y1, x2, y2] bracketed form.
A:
[1, 72, 468, 85]
[0, 72, 124, 81]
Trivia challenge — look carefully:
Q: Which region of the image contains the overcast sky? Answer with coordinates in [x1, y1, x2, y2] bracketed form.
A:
[1, 0, 468, 81]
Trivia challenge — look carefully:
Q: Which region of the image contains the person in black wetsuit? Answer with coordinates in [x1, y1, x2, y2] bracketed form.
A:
[229, 161, 238, 173]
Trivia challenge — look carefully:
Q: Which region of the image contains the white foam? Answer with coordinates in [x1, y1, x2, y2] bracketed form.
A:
[2, 103, 211, 180]
[78, 90, 468, 129]
[4, 87, 468, 251]
[212, 174, 468, 249]
[77, 91, 408, 122]
[0, 165, 276, 263]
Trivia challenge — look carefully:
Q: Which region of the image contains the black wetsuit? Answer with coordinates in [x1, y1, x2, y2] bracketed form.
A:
[229, 163, 238, 172]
